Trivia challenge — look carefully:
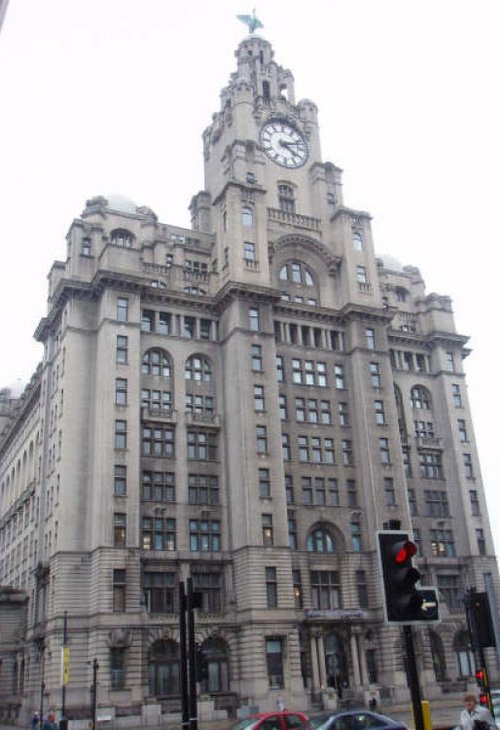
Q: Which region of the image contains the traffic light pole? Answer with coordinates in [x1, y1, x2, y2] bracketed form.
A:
[403, 625, 425, 730]
[187, 578, 198, 730]
[179, 582, 190, 729]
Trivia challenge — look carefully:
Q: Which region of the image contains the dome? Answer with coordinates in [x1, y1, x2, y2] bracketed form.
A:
[377, 254, 405, 273]
[104, 193, 138, 214]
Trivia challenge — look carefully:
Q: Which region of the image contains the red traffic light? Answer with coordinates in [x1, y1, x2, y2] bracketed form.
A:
[479, 692, 489, 706]
[476, 669, 485, 683]
[395, 541, 417, 564]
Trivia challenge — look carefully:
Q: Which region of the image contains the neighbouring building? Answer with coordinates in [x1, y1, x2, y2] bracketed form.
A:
[1, 28, 499, 726]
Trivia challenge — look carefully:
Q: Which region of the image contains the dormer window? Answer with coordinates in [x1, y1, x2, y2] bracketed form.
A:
[81, 238, 91, 256]
[111, 229, 134, 248]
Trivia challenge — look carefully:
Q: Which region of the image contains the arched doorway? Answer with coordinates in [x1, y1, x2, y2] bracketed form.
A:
[324, 633, 349, 697]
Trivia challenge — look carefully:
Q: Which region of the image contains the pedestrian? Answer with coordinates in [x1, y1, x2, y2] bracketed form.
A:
[31, 711, 39, 730]
[276, 696, 285, 712]
[459, 694, 496, 730]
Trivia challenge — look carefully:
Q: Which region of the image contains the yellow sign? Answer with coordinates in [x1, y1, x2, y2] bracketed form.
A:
[61, 647, 70, 685]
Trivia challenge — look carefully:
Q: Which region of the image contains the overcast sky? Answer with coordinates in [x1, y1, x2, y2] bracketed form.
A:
[1, 0, 499, 553]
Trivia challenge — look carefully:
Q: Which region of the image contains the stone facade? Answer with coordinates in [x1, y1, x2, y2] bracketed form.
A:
[1, 33, 499, 724]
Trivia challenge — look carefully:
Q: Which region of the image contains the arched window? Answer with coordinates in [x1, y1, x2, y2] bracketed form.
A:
[198, 638, 229, 694]
[242, 206, 254, 227]
[185, 355, 212, 383]
[307, 525, 335, 553]
[279, 262, 314, 286]
[352, 231, 363, 251]
[110, 229, 134, 247]
[396, 287, 408, 303]
[142, 349, 171, 378]
[410, 385, 431, 410]
[429, 630, 447, 682]
[148, 639, 179, 696]
[454, 630, 475, 678]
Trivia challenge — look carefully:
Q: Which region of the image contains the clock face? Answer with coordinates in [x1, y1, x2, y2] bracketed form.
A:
[260, 119, 308, 168]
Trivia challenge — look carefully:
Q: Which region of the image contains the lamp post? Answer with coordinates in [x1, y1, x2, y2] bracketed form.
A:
[89, 659, 99, 730]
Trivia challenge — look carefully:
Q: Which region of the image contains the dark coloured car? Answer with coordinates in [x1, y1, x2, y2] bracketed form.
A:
[230, 710, 314, 730]
[309, 710, 408, 730]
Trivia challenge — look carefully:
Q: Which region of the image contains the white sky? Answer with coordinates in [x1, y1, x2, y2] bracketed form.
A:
[1, 0, 499, 552]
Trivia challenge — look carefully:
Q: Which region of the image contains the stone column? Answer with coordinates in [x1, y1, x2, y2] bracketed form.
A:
[350, 630, 361, 686]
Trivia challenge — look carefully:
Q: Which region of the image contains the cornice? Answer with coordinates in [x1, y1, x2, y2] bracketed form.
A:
[214, 280, 282, 312]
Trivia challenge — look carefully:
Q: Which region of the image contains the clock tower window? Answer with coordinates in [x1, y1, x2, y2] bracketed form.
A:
[278, 184, 295, 213]
[242, 206, 254, 226]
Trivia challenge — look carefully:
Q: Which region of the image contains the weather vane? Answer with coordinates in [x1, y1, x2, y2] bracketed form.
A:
[237, 9, 264, 34]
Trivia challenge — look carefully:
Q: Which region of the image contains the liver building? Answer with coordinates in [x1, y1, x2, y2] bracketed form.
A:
[1, 25, 498, 726]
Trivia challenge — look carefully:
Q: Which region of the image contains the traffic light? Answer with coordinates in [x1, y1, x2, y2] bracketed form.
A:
[377, 531, 425, 623]
[195, 643, 209, 683]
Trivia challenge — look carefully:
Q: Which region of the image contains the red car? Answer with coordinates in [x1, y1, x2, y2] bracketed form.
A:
[230, 710, 314, 730]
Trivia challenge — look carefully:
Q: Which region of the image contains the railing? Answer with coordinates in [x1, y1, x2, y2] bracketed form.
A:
[267, 207, 321, 231]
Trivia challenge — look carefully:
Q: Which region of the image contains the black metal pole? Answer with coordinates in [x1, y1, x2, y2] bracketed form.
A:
[60, 611, 68, 730]
[187, 578, 198, 730]
[39, 647, 45, 729]
[403, 625, 425, 730]
[179, 582, 189, 729]
[90, 659, 98, 730]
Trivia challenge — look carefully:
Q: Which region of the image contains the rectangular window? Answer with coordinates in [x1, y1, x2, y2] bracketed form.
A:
[408, 489, 417, 515]
[369, 362, 381, 387]
[424, 490, 449, 517]
[158, 311, 171, 335]
[244, 241, 256, 261]
[259, 468, 271, 498]
[446, 351, 455, 372]
[183, 316, 195, 338]
[187, 430, 217, 461]
[142, 516, 176, 551]
[346, 479, 357, 507]
[457, 419, 468, 442]
[114, 465, 127, 496]
[276, 355, 285, 382]
[265, 567, 278, 608]
[256, 425, 268, 454]
[115, 378, 128, 406]
[251, 344, 263, 371]
[379, 437, 390, 465]
[437, 574, 462, 611]
[476, 529, 486, 555]
[115, 420, 127, 449]
[110, 648, 125, 689]
[141, 471, 176, 502]
[189, 519, 221, 552]
[374, 400, 386, 425]
[351, 521, 362, 551]
[334, 364, 345, 389]
[356, 265, 367, 284]
[365, 328, 375, 350]
[279, 394, 288, 420]
[266, 638, 284, 689]
[320, 400, 332, 424]
[262, 514, 273, 546]
[285, 475, 294, 503]
[310, 570, 341, 610]
[192, 571, 222, 613]
[469, 490, 480, 516]
[452, 383, 462, 407]
[338, 402, 349, 426]
[253, 384, 265, 411]
[288, 516, 297, 549]
[463, 453, 474, 478]
[329, 478, 340, 506]
[117, 297, 129, 322]
[419, 452, 443, 479]
[249, 307, 260, 331]
[113, 569, 126, 612]
[188, 474, 219, 505]
[301, 476, 313, 505]
[384, 477, 395, 506]
[342, 440, 354, 466]
[143, 571, 176, 613]
[293, 570, 303, 609]
[282, 433, 291, 461]
[142, 425, 175, 458]
[430, 529, 455, 557]
[402, 447, 412, 477]
[356, 570, 369, 608]
[113, 513, 126, 547]
[141, 309, 154, 332]
[116, 335, 128, 364]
